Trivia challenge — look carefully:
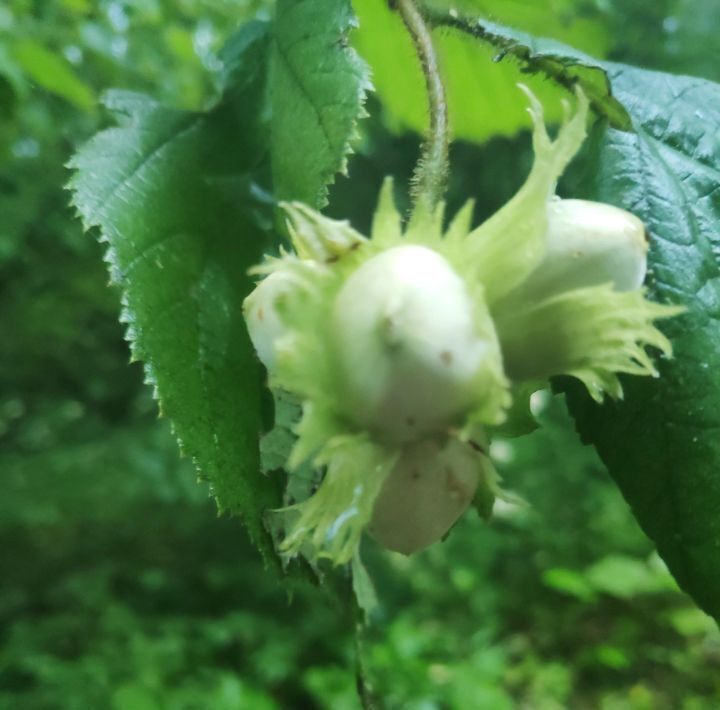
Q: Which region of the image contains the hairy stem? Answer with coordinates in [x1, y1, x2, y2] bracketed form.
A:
[392, 0, 450, 210]
[421, 5, 631, 130]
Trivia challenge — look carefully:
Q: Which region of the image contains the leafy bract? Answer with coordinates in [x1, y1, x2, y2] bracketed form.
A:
[270, 0, 370, 206]
[564, 65, 720, 622]
[69, 23, 280, 563]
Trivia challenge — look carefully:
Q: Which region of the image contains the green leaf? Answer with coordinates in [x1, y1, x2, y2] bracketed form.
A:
[68, 23, 281, 563]
[270, 0, 370, 206]
[260, 390, 301, 475]
[352, 0, 619, 144]
[11, 39, 95, 111]
[259, 390, 318, 508]
[542, 567, 597, 602]
[584, 554, 676, 600]
[565, 64, 720, 622]
[351, 552, 378, 618]
[425, 12, 630, 130]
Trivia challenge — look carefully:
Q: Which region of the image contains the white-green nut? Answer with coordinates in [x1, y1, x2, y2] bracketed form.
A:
[368, 437, 481, 555]
[520, 198, 648, 300]
[331, 244, 491, 443]
[242, 269, 298, 370]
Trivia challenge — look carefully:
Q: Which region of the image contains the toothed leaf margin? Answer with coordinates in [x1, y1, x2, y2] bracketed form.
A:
[270, 0, 372, 208]
[68, 23, 282, 565]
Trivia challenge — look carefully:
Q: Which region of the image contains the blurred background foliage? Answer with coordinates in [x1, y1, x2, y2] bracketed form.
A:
[1, 0, 719, 708]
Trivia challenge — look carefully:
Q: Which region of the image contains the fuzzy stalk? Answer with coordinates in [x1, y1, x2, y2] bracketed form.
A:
[392, 0, 450, 210]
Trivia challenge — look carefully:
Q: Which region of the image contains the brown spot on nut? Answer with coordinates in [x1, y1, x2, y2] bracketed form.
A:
[445, 467, 471, 504]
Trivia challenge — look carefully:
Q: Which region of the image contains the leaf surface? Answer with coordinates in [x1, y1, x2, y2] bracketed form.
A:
[270, 0, 370, 206]
[565, 64, 720, 621]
